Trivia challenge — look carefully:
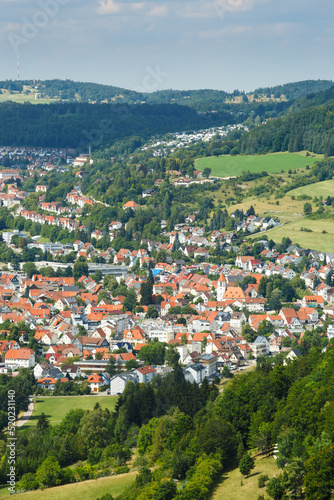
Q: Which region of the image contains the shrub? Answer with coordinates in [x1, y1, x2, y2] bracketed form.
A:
[258, 473, 269, 488]
[114, 466, 130, 475]
[239, 452, 255, 477]
[18, 473, 39, 491]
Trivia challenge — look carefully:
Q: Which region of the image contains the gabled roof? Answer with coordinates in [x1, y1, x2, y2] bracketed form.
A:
[123, 200, 140, 208]
[5, 348, 34, 360]
[136, 365, 156, 375]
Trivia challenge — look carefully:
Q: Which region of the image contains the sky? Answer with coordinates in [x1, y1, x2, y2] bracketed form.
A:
[0, 0, 333, 92]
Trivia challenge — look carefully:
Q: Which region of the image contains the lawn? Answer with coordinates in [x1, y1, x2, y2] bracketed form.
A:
[0, 471, 136, 499]
[195, 152, 321, 178]
[23, 395, 118, 428]
[259, 217, 334, 252]
[212, 455, 280, 500]
[289, 179, 334, 198]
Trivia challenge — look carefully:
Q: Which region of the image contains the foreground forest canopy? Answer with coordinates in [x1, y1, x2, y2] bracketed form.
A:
[1, 347, 334, 499]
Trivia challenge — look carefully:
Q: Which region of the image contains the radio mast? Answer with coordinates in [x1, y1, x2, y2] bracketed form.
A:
[17, 51, 20, 80]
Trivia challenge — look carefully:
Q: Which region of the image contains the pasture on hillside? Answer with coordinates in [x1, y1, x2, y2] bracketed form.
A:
[196, 152, 321, 178]
[259, 218, 334, 252]
[0, 471, 137, 499]
[23, 395, 118, 428]
[225, 196, 306, 224]
[212, 455, 280, 500]
[288, 179, 334, 199]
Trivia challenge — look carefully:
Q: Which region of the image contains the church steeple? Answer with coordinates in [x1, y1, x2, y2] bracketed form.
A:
[217, 273, 226, 301]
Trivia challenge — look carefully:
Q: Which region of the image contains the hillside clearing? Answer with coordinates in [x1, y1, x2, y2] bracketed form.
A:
[259, 218, 334, 252]
[212, 455, 280, 500]
[0, 92, 62, 105]
[196, 152, 321, 178]
[226, 196, 306, 224]
[0, 471, 136, 499]
[288, 179, 334, 198]
[23, 395, 118, 428]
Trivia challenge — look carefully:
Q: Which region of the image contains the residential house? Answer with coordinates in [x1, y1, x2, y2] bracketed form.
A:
[135, 365, 157, 384]
[284, 348, 302, 365]
[87, 374, 107, 392]
[110, 372, 138, 394]
[5, 348, 35, 368]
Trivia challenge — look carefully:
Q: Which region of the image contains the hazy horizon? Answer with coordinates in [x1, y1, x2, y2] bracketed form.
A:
[1, 0, 333, 92]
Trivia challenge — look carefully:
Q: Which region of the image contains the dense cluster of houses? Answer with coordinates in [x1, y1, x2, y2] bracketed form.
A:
[0, 233, 333, 395]
[0, 149, 332, 397]
[142, 124, 248, 157]
[0, 147, 72, 166]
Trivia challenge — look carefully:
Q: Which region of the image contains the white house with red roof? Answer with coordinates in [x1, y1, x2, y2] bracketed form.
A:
[5, 348, 35, 368]
[135, 365, 156, 384]
[123, 201, 140, 210]
[87, 374, 106, 392]
[235, 256, 252, 270]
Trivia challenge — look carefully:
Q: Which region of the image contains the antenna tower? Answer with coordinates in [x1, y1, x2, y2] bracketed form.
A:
[17, 51, 20, 80]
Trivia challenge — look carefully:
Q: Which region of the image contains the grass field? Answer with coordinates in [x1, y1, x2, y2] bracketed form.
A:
[212, 455, 280, 500]
[260, 218, 334, 252]
[0, 92, 62, 105]
[0, 471, 136, 499]
[196, 152, 321, 178]
[23, 395, 118, 428]
[226, 195, 306, 224]
[289, 179, 334, 198]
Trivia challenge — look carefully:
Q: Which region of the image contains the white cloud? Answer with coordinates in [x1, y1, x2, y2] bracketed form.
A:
[1, 22, 22, 34]
[97, 0, 121, 15]
[131, 2, 146, 11]
[198, 22, 301, 39]
[147, 5, 168, 17]
[177, 0, 264, 19]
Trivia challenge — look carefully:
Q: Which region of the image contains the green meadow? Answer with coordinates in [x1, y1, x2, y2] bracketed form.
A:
[288, 179, 334, 199]
[23, 395, 118, 428]
[196, 152, 321, 178]
[0, 472, 136, 499]
[0, 92, 62, 105]
[259, 218, 334, 252]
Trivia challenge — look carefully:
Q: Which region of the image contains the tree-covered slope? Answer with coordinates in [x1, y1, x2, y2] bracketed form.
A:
[239, 102, 334, 155]
[253, 79, 334, 101]
[0, 101, 234, 149]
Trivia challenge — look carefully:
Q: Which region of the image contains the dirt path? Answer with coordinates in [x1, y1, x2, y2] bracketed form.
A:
[16, 398, 34, 428]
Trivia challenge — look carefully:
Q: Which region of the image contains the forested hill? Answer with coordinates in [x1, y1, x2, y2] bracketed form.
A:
[252, 79, 334, 101]
[0, 101, 234, 149]
[290, 84, 334, 112]
[238, 101, 334, 156]
[1, 79, 334, 150]
[1, 79, 333, 111]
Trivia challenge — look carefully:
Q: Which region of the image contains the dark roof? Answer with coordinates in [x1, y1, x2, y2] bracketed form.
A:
[187, 363, 205, 372]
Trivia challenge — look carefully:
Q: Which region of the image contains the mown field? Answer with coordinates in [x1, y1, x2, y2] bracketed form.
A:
[0, 92, 61, 104]
[288, 179, 334, 198]
[23, 395, 118, 428]
[196, 152, 321, 178]
[259, 218, 334, 252]
[212, 455, 280, 500]
[0, 471, 136, 499]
